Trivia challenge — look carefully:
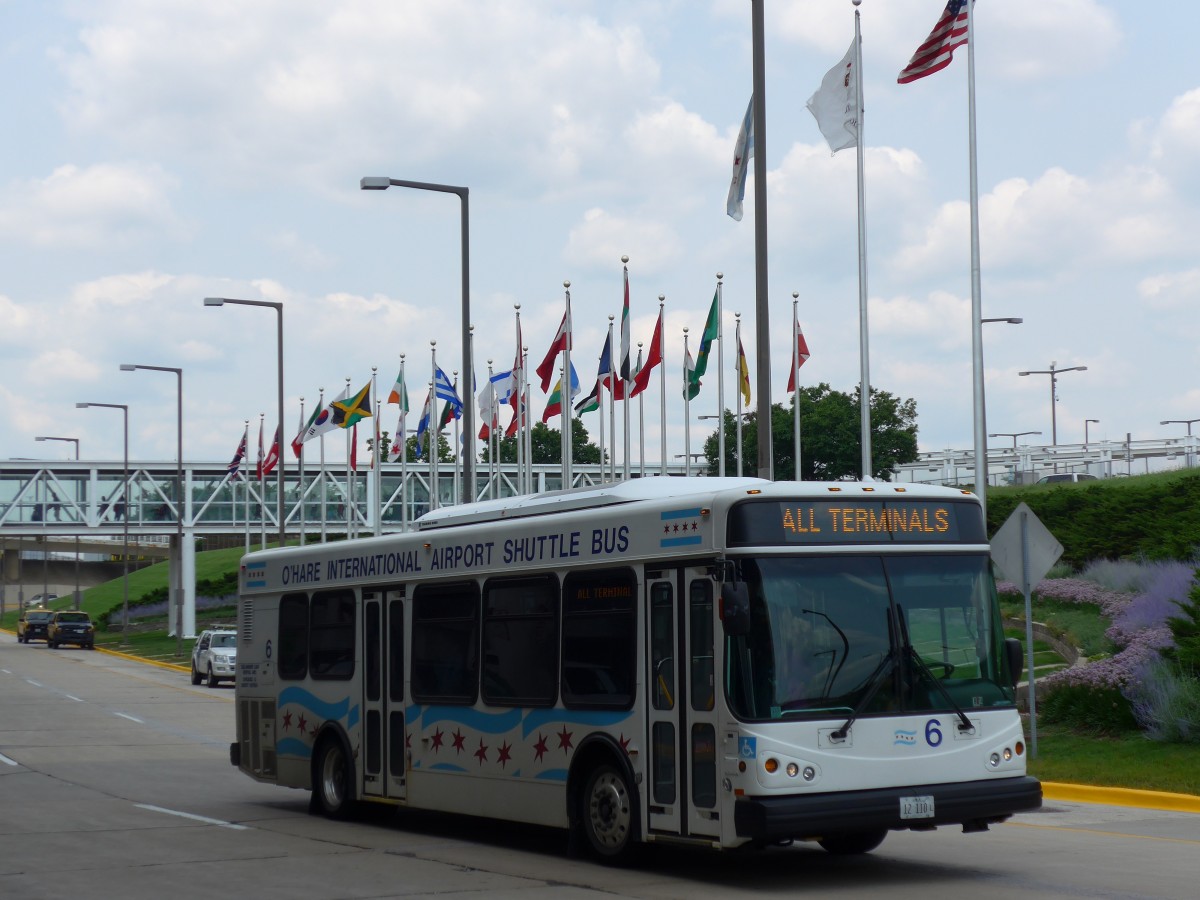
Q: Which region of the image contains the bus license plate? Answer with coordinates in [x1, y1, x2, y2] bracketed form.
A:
[900, 795, 934, 819]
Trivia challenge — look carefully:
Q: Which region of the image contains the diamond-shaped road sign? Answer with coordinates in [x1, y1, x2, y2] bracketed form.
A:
[990, 502, 1063, 593]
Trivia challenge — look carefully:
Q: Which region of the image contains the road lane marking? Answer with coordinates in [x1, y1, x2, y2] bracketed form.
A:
[135, 804, 248, 830]
[64, 693, 83, 702]
[0, 752, 17, 766]
[115, 712, 144, 723]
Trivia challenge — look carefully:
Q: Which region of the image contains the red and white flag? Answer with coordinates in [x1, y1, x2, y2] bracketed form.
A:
[535, 312, 570, 393]
[260, 425, 281, 478]
[629, 308, 663, 398]
[787, 318, 811, 393]
[897, 0, 968, 84]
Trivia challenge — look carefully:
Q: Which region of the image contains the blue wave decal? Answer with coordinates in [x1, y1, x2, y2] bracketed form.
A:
[276, 737, 313, 759]
[279, 686, 357, 725]
[661, 507, 702, 520]
[521, 708, 632, 738]
[417, 706, 524, 734]
[661, 536, 702, 548]
[535, 768, 569, 782]
[428, 762, 469, 773]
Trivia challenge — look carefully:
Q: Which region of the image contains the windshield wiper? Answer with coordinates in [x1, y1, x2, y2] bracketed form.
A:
[896, 604, 974, 733]
[830, 647, 895, 741]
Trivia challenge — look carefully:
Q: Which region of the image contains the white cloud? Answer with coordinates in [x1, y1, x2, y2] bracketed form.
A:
[0, 163, 181, 247]
[564, 208, 684, 273]
[1138, 267, 1200, 311]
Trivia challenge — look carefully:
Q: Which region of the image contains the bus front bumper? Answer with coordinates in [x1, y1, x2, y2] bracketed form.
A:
[734, 775, 1042, 841]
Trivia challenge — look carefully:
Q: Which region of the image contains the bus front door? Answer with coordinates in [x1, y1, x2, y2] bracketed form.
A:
[362, 589, 406, 801]
[645, 567, 721, 842]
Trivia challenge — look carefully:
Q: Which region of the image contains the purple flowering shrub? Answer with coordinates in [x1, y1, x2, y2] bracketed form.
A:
[1000, 563, 1199, 735]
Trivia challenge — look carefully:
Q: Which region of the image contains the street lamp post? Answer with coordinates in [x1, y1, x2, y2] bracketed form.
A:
[361, 176, 474, 505]
[1084, 418, 1100, 450]
[121, 363, 186, 656]
[988, 431, 1042, 449]
[35, 436, 81, 609]
[1018, 361, 1088, 445]
[76, 402, 129, 643]
[204, 297, 285, 543]
[974, 317, 1024, 502]
[1160, 418, 1200, 468]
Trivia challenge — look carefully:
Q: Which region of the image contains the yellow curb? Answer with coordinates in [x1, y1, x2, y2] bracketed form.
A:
[95, 645, 190, 673]
[1042, 781, 1200, 814]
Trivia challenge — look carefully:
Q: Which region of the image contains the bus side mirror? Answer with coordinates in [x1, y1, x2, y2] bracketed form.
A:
[1004, 637, 1023, 688]
[720, 583, 751, 637]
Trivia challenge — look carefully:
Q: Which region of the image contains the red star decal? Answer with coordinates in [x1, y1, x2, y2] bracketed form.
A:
[298, 714, 308, 734]
[405, 731, 411, 749]
[497, 741, 513, 768]
[691, 521, 699, 531]
[533, 733, 549, 762]
[281, 711, 292, 731]
[619, 734, 632, 754]
[663, 524, 671, 534]
[451, 729, 467, 754]
[557, 725, 574, 754]
[431, 728, 445, 753]
[672, 523, 680, 533]
[474, 739, 489, 765]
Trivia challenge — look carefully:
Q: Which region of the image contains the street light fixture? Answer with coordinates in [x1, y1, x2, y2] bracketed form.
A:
[204, 297, 285, 544]
[1084, 418, 1100, 450]
[974, 316, 1024, 503]
[76, 402, 130, 643]
[1018, 361, 1088, 445]
[360, 176, 474, 504]
[988, 431, 1041, 449]
[35, 436, 81, 610]
[1160, 418, 1200, 468]
[122, 363, 187, 655]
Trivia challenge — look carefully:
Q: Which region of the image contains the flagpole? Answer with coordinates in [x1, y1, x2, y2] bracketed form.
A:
[606, 316, 616, 481]
[735, 315, 744, 477]
[621, 257, 631, 481]
[853, 5, 873, 479]
[372, 369, 382, 536]
[258, 413, 267, 550]
[751, 0, 774, 482]
[297, 396, 306, 546]
[242, 421, 250, 554]
[343, 377, 353, 533]
[523, 346, 532, 493]
[399, 358, 408, 529]
[658, 295, 667, 476]
[452, 369, 461, 507]
[636, 343, 645, 477]
[967, 0, 987, 514]
[512, 306, 523, 495]
[318, 391, 327, 542]
[716, 273, 726, 478]
[428, 344, 440, 511]
[793, 292, 802, 480]
[683, 328, 692, 478]
[563, 282, 574, 490]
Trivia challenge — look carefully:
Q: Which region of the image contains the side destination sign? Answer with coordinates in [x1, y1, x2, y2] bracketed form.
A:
[264, 523, 638, 591]
[727, 498, 985, 545]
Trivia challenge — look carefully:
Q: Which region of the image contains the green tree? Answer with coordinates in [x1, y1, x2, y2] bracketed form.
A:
[481, 418, 602, 465]
[702, 383, 918, 481]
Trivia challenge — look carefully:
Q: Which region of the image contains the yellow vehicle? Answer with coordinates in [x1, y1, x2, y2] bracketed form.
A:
[17, 608, 54, 643]
[47, 611, 96, 650]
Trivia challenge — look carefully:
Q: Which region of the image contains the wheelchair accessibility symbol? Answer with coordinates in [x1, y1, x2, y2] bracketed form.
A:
[738, 736, 757, 760]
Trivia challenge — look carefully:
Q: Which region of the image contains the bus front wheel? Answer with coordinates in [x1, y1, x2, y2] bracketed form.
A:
[312, 735, 355, 819]
[580, 763, 639, 864]
[818, 829, 887, 855]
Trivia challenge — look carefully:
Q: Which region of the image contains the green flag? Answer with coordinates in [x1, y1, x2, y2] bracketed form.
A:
[687, 290, 719, 398]
[574, 380, 600, 415]
[683, 346, 700, 401]
[332, 381, 372, 428]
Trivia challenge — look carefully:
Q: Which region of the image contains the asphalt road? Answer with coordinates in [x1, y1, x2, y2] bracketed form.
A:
[2, 634, 1199, 900]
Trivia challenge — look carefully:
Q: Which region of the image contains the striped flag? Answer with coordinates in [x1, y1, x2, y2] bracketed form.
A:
[535, 312, 570, 393]
[725, 96, 754, 221]
[787, 318, 811, 393]
[897, 0, 968, 84]
[737, 336, 751, 407]
[619, 267, 631, 384]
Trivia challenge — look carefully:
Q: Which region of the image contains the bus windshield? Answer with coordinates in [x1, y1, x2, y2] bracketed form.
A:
[725, 554, 1015, 721]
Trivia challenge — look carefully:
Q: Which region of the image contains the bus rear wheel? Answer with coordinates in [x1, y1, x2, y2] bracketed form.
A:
[818, 829, 887, 855]
[312, 735, 355, 819]
[580, 763, 639, 864]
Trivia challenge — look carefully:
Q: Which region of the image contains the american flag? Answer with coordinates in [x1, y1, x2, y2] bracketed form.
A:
[897, 0, 969, 84]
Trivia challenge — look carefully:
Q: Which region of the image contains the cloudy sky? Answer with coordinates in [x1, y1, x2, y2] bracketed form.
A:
[4, 0, 1197, 472]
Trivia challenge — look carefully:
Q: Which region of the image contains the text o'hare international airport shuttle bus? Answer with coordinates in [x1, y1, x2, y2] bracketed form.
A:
[231, 477, 1041, 862]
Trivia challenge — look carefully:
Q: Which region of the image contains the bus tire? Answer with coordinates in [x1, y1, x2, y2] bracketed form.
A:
[818, 829, 887, 855]
[312, 733, 355, 820]
[580, 762, 639, 864]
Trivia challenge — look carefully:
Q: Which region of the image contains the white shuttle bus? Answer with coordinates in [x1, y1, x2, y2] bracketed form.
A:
[231, 477, 1040, 861]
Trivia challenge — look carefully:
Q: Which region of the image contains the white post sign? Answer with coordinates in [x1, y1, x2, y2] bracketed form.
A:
[990, 501, 1063, 758]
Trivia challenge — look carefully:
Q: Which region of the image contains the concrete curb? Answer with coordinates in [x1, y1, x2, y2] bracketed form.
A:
[1041, 781, 1200, 814]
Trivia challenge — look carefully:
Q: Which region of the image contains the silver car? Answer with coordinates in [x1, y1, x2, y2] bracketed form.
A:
[191, 628, 237, 687]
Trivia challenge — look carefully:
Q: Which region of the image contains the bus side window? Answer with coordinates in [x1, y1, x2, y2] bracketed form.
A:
[310, 589, 356, 680]
[411, 582, 480, 705]
[561, 568, 636, 710]
[278, 592, 309, 680]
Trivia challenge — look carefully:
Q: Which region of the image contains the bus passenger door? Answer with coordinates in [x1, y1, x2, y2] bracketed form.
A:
[362, 588, 406, 801]
[645, 567, 721, 842]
